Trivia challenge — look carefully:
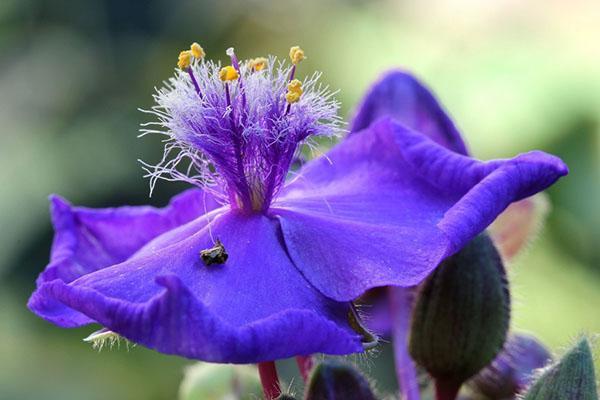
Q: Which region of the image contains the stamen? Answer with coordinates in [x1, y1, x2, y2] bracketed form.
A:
[219, 65, 239, 82]
[177, 50, 192, 70]
[285, 92, 301, 104]
[286, 79, 303, 101]
[143, 45, 341, 213]
[284, 46, 306, 114]
[249, 57, 268, 72]
[287, 46, 305, 81]
[219, 65, 238, 109]
[178, 48, 202, 97]
[190, 42, 205, 59]
[285, 79, 303, 114]
[289, 46, 305, 65]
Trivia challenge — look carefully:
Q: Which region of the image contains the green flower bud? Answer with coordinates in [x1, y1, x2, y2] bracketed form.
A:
[523, 338, 598, 400]
[178, 362, 262, 400]
[409, 233, 510, 390]
[304, 360, 377, 400]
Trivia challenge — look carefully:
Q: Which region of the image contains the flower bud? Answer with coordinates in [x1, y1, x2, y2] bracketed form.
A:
[522, 337, 598, 400]
[304, 360, 376, 400]
[178, 363, 262, 400]
[409, 233, 510, 389]
[467, 333, 552, 398]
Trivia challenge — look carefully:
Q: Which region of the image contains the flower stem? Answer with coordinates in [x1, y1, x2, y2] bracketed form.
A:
[295, 355, 314, 382]
[258, 361, 282, 400]
[434, 379, 460, 400]
[388, 286, 421, 400]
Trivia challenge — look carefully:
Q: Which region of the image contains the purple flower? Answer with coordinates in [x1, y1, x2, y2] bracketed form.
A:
[28, 47, 567, 364]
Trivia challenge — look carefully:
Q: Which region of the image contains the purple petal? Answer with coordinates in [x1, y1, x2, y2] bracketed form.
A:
[273, 118, 567, 301]
[468, 333, 552, 397]
[28, 211, 362, 362]
[351, 70, 469, 155]
[40, 188, 220, 286]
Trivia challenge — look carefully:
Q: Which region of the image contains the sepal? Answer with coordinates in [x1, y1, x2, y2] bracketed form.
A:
[522, 337, 598, 400]
[409, 233, 510, 389]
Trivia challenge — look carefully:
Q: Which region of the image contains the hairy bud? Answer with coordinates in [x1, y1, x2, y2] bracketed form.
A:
[522, 337, 598, 400]
[467, 333, 551, 398]
[409, 233, 510, 389]
[304, 360, 376, 400]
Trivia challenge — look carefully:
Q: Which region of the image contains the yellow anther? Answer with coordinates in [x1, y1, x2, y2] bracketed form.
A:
[285, 79, 303, 104]
[285, 91, 301, 104]
[177, 50, 192, 70]
[190, 42, 205, 59]
[249, 57, 268, 72]
[219, 65, 239, 82]
[289, 46, 305, 65]
[287, 79, 303, 94]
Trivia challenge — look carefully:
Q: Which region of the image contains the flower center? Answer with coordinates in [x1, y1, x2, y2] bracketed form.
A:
[140, 44, 341, 213]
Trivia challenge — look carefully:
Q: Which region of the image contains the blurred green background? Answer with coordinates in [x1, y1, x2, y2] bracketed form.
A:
[1, 0, 598, 399]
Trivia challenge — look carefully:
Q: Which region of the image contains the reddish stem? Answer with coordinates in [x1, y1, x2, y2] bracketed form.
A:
[258, 361, 282, 400]
[295, 355, 314, 382]
[434, 379, 460, 400]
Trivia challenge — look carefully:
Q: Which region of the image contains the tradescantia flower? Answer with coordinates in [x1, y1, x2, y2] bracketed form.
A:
[28, 44, 567, 364]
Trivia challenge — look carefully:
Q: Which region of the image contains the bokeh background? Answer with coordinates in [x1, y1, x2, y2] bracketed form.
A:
[1, 0, 598, 399]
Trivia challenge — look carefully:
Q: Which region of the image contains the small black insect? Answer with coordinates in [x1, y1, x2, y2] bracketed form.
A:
[200, 239, 228, 266]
